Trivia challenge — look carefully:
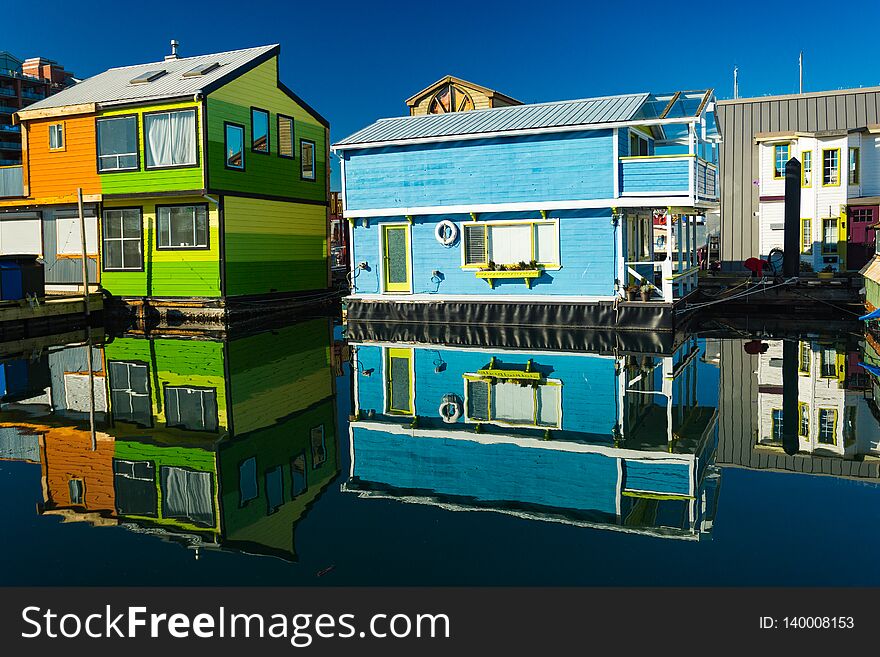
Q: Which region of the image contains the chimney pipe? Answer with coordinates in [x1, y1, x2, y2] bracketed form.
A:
[165, 40, 180, 61]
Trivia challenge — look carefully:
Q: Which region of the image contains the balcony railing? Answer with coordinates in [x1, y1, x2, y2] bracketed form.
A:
[0, 165, 23, 198]
[0, 124, 19, 133]
[619, 155, 719, 202]
[0, 140, 20, 150]
[0, 88, 15, 97]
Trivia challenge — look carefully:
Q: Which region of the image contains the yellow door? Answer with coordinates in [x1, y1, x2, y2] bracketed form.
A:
[386, 348, 413, 414]
[382, 225, 410, 292]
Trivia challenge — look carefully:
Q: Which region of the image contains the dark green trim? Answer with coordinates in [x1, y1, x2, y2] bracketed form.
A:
[277, 80, 329, 129]
[218, 195, 227, 298]
[250, 106, 270, 155]
[101, 206, 145, 272]
[223, 121, 246, 171]
[205, 188, 328, 206]
[95, 114, 140, 174]
[154, 202, 211, 251]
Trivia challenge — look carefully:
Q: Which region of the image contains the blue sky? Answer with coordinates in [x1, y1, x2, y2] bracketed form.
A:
[5, 0, 880, 187]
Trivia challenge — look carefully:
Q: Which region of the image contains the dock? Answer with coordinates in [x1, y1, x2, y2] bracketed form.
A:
[0, 294, 103, 341]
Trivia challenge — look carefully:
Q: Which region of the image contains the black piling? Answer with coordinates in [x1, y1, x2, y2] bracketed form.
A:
[783, 157, 802, 278]
[782, 339, 800, 456]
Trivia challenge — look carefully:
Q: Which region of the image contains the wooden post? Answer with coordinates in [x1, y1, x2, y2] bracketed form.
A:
[77, 188, 96, 450]
[77, 188, 89, 317]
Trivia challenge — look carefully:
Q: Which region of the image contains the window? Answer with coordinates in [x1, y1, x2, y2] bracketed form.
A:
[113, 459, 157, 516]
[300, 139, 316, 180]
[800, 218, 812, 254]
[0, 213, 41, 255]
[102, 208, 143, 270]
[844, 406, 856, 447]
[822, 148, 840, 186]
[629, 131, 649, 156]
[798, 341, 811, 374]
[164, 386, 218, 432]
[850, 207, 874, 223]
[108, 361, 151, 426]
[277, 115, 294, 158]
[463, 221, 559, 267]
[96, 115, 138, 171]
[772, 409, 783, 441]
[821, 218, 838, 254]
[251, 108, 269, 153]
[849, 147, 860, 185]
[773, 144, 790, 179]
[143, 109, 197, 168]
[157, 205, 208, 249]
[801, 150, 812, 187]
[265, 466, 283, 514]
[310, 425, 326, 468]
[239, 457, 257, 506]
[54, 209, 98, 256]
[820, 347, 837, 378]
[466, 378, 561, 428]
[290, 453, 307, 498]
[818, 409, 837, 444]
[49, 123, 64, 150]
[160, 466, 215, 527]
[385, 348, 413, 415]
[224, 122, 244, 170]
[68, 479, 84, 505]
[798, 403, 810, 438]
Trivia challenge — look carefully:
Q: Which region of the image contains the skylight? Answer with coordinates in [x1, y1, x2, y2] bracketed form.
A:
[182, 62, 220, 78]
[130, 69, 167, 84]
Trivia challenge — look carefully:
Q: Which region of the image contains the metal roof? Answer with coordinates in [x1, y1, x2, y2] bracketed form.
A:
[334, 92, 651, 147]
[22, 44, 278, 111]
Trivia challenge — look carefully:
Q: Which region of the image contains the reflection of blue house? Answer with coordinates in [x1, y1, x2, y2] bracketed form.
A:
[333, 90, 719, 330]
[345, 337, 721, 538]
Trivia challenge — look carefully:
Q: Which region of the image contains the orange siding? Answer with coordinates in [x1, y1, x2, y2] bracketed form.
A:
[24, 115, 101, 203]
[41, 427, 116, 514]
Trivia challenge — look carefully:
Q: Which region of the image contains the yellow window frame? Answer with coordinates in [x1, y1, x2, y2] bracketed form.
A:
[461, 220, 560, 270]
[849, 147, 860, 185]
[381, 224, 411, 293]
[384, 347, 414, 415]
[801, 150, 812, 187]
[463, 373, 562, 429]
[773, 143, 790, 179]
[821, 148, 841, 187]
[800, 218, 812, 254]
[817, 408, 838, 444]
[771, 408, 783, 441]
[798, 401, 810, 438]
[798, 341, 811, 375]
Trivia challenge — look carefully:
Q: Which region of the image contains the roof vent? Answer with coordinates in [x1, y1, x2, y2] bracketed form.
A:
[165, 39, 180, 61]
[182, 61, 221, 78]
[130, 69, 167, 84]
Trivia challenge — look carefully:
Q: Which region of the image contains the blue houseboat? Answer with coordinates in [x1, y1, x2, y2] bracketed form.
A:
[343, 333, 721, 538]
[333, 88, 719, 330]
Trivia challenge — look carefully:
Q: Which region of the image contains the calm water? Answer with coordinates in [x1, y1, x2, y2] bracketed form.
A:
[1, 316, 879, 586]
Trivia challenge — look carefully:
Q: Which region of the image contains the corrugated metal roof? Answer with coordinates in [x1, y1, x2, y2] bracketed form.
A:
[334, 92, 650, 147]
[23, 45, 278, 111]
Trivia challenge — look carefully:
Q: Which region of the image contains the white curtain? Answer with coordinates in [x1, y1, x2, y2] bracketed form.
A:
[489, 224, 531, 264]
[493, 382, 535, 423]
[161, 466, 214, 526]
[534, 223, 558, 264]
[146, 113, 171, 168]
[171, 110, 196, 165]
[537, 385, 560, 427]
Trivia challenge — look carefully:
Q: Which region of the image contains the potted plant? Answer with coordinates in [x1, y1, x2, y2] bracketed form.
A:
[623, 283, 638, 301]
[817, 265, 834, 280]
[799, 260, 814, 273]
[639, 282, 654, 302]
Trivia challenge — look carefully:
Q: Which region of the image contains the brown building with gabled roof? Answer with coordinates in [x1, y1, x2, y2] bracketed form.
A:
[406, 75, 521, 116]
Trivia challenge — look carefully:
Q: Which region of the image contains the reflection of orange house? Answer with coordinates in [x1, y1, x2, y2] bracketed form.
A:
[2, 421, 117, 523]
[405, 75, 521, 116]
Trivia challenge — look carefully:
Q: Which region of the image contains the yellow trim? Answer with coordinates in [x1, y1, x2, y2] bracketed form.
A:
[818, 346, 839, 378]
[381, 224, 411, 293]
[463, 373, 562, 429]
[817, 408, 838, 444]
[462, 220, 559, 269]
[798, 401, 810, 438]
[821, 148, 841, 187]
[837, 352, 846, 383]
[839, 209, 847, 270]
[48, 121, 66, 152]
[801, 150, 812, 187]
[800, 218, 812, 254]
[385, 347, 414, 416]
[621, 491, 694, 501]
[468, 368, 542, 381]
[849, 147, 860, 185]
[475, 269, 541, 288]
[798, 341, 811, 375]
[773, 143, 790, 179]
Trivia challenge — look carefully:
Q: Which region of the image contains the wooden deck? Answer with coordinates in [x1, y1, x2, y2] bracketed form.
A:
[0, 294, 103, 341]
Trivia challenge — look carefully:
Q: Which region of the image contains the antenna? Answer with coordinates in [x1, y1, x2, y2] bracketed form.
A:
[799, 51, 803, 94]
[733, 66, 739, 100]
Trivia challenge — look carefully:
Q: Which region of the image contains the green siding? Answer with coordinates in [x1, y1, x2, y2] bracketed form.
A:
[206, 57, 327, 200]
[223, 195, 327, 296]
[867, 277, 880, 311]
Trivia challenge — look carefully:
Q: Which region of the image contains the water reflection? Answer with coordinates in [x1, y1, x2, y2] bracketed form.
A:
[0, 319, 339, 561]
[344, 333, 721, 540]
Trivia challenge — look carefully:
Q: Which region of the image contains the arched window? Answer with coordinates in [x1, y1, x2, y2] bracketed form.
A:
[428, 84, 475, 114]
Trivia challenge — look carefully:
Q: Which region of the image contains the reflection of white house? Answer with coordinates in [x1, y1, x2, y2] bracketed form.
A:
[757, 128, 880, 272]
[756, 340, 880, 457]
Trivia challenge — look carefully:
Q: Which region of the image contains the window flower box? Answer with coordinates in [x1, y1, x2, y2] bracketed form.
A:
[474, 269, 541, 288]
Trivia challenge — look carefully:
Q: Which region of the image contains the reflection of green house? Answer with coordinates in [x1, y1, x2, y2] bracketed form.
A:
[104, 318, 339, 558]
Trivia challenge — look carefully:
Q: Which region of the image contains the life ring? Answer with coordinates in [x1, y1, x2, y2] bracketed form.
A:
[435, 220, 459, 247]
[439, 393, 463, 423]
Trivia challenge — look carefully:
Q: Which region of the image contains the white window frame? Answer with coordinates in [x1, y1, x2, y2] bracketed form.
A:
[460, 218, 561, 269]
[49, 123, 64, 150]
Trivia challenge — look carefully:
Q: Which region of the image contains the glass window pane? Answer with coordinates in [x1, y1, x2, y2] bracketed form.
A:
[225, 124, 244, 169]
[122, 239, 141, 269]
[252, 109, 269, 153]
[291, 454, 307, 497]
[239, 457, 257, 504]
[301, 140, 315, 179]
[104, 211, 122, 238]
[97, 116, 137, 171]
[537, 385, 560, 426]
[492, 381, 535, 423]
[489, 224, 531, 264]
[278, 117, 294, 157]
[266, 466, 283, 512]
[103, 240, 122, 269]
[195, 207, 208, 246]
[535, 223, 558, 264]
[170, 207, 194, 246]
[122, 210, 141, 238]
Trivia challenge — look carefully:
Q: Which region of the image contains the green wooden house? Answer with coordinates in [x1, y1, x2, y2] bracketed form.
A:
[105, 318, 339, 559]
[20, 44, 330, 312]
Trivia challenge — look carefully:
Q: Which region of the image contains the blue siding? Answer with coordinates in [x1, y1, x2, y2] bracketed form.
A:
[623, 459, 691, 496]
[354, 345, 619, 437]
[620, 158, 689, 194]
[351, 210, 616, 298]
[344, 130, 614, 211]
[351, 427, 621, 515]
